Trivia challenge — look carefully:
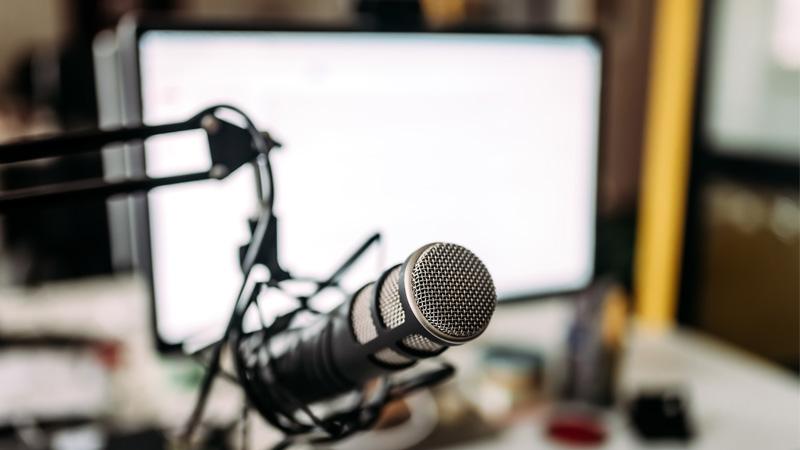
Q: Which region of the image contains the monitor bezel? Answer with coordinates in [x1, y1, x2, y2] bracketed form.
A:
[115, 15, 606, 353]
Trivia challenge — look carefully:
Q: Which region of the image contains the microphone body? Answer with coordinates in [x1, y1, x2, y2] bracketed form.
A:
[236, 243, 497, 405]
[267, 303, 389, 402]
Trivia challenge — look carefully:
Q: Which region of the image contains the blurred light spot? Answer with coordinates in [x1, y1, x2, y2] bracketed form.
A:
[772, 0, 800, 69]
[770, 196, 800, 242]
[725, 190, 767, 234]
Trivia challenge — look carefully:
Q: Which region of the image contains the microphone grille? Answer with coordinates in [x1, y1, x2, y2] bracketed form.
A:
[379, 266, 444, 353]
[351, 283, 378, 344]
[410, 243, 497, 341]
[378, 266, 405, 329]
[351, 282, 413, 366]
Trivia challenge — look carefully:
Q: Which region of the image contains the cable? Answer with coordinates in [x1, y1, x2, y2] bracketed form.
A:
[180, 105, 276, 444]
[180, 268, 258, 444]
[240, 404, 250, 450]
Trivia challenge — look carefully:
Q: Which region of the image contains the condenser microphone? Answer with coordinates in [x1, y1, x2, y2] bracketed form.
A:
[235, 242, 497, 407]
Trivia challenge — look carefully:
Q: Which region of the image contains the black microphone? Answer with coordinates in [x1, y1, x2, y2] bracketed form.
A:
[235, 242, 497, 407]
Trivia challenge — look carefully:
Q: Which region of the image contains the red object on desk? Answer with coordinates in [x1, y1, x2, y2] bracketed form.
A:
[546, 414, 607, 446]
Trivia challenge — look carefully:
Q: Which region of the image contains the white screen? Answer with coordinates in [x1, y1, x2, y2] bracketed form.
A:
[137, 31, 601, 346]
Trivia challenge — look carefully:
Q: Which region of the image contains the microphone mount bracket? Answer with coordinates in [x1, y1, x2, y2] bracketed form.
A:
[0, 105, 281, 211]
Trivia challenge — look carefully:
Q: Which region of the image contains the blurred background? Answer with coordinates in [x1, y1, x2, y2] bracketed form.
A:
[0, 0, 797, 449]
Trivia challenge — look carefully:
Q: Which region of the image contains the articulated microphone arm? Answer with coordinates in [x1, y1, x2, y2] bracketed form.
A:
[0, 105, 281, 211]
[0, 105, 454, 447]
[0, 103, 295, 304]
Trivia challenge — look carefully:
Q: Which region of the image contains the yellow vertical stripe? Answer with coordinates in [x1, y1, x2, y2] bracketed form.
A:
[635, 0, 702, 327]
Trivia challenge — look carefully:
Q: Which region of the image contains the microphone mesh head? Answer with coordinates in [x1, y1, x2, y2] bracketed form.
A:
[402, 334, 444, 352]
[378, 266, 405, 328]
[379, 266, 444, 353]
[351, 243, 496, 367]
[410, 243, 497, 340]
[351, 283, 378, 344]
[351, 282, 414, 366]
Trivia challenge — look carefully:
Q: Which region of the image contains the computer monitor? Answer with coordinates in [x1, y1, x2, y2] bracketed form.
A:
[113, 22, 602, 350]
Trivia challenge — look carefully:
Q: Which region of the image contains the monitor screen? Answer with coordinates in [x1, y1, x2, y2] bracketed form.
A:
[135, 30, 602, 347]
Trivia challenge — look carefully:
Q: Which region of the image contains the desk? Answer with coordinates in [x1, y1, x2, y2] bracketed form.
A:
[437, 300, 800, 450]
[1, 277, 797, 449]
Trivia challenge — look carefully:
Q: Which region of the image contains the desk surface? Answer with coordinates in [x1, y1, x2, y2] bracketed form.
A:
[1, 277, 798, 449]
[438, 301, 800, 450]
